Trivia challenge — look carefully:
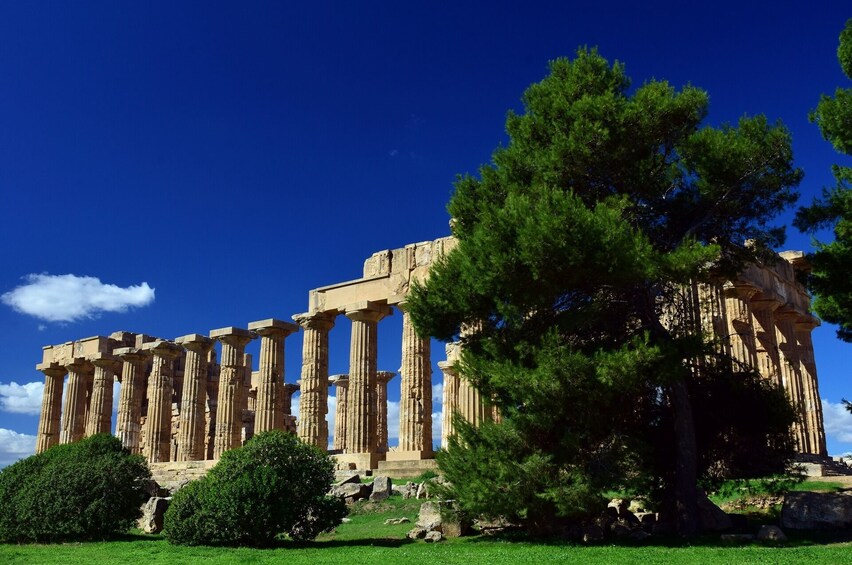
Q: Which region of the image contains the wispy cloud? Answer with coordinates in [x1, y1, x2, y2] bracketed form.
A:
[0, 381, 44, 415]
[0, 428, 36, 467]
[2, 273, 155, 322]
[823, 400, 852, 447]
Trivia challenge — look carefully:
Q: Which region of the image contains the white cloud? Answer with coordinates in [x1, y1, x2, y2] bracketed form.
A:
[432, 382, 443, 406]
[0, 428, 36, 467]
[1, 273, 155, 322]
[823, 400, 852, 445]
[0, 381, 44, 415]
[432, 411, 442, 450]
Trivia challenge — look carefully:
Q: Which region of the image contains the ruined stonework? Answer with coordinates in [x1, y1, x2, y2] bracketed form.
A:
[34, 235, 829, 470]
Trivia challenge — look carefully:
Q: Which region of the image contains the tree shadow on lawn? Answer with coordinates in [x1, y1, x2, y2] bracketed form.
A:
[466, 529, 852, 549]
[103, 534, 415, 550]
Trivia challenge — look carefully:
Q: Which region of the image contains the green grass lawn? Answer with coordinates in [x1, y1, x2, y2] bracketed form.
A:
[2, 493, 850, 564]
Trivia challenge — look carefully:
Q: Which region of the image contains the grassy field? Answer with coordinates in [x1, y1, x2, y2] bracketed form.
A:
[2, 494, 852, 564]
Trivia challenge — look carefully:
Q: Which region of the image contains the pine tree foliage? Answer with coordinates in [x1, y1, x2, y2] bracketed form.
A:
[795, 18, 852, 342]
[409, 48, 801, 535]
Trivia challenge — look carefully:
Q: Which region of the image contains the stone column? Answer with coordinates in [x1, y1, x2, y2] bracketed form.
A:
[141, 341, 183, 463]
[776, 307, 807, 452]
[210, 327, 253, 458]
[114, 347, 149, 454]
[697, 282, 729, 354]
[35, 363, 67, 453]
[330, 375, 348, 451]
[722, 282, 759, 370]
[248, 319, 299, 434]
[174, 334, 214, 461]
[750, 294, 783, 387]
[795, 317, 827, 456]
[375, 371, 396, 453]
[85, 353, 121, 437]
[60, 357, 93, 444]
[293, 311, 335, 449]
[458, 376, 488, 427]
[396, 305, 433, 459]
[345, 301, 391, 467]
[438, 360, 459, 449]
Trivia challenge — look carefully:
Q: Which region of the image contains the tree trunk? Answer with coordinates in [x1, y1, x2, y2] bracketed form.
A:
[667, 377, 700, 536]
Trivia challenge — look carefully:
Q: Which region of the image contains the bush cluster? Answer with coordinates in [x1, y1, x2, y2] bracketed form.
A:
[0, 434, 150, 543]
[163, 430, 346, 546]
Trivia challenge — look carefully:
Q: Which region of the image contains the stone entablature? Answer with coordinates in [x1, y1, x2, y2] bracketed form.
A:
[33, 235, 828, 467]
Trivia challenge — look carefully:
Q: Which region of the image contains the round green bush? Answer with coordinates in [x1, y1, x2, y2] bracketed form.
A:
[0, 434, 151, 543]
[162, 430, 346, 546]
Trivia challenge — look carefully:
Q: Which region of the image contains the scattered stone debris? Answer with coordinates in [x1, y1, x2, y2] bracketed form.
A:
[424, 530, 444, 542]
[370, 476, 392, 502]
[384, 517, 411, 525]
[781, 491, 852, 529]
[138, 496, 171, 534]
[756, 524, 788, 542]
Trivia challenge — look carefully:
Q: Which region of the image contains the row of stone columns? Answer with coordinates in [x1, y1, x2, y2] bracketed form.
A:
[35, 319, 301, 463]
[294, 301, 435, 466]
[718, 282, 827, 455]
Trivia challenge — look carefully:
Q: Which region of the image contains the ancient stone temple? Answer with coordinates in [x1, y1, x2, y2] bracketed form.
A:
[33, 235, 828, 475]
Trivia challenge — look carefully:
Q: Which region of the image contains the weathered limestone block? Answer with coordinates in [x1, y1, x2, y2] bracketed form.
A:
[138, 496, 171, 534]
[781, 491, 852, 530]
[369, 475, 392, 502]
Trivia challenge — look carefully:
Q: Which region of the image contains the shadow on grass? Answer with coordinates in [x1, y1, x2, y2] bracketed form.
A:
[98, 533, 415, 550]
[465, 529, 852, 549]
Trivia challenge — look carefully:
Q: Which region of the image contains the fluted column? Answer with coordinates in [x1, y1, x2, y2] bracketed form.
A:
[35, 363, 67, 453]
[345, 302, 391, 459]
[697, 282, 729, 355]
[60, 357, 93, 444]
[211, 327, 253, 459]
[438, 360, 459, 449]
[293, 312, 335, 449]
[398, 305, 433, 457]
[248, 319, 299, 434]
[142, 341, 182, 463]
[776, 307, 808, 452]
[375, 371, 396, 453]
[114, 347, 149, 454]
[85, 353, 120, 437]
[458, 375, 488, 426]
[330, 375, 348, 450]
[722, 282, 759, 370]
[174, 334, 214, 461]
[795, 317, 827, 456]
[750, 294, 783, 387]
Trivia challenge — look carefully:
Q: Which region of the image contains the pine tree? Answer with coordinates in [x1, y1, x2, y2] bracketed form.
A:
[408, 48, 801, 536]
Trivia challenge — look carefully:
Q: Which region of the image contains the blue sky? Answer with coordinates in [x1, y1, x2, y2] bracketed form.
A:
[1, 1, 850, 465]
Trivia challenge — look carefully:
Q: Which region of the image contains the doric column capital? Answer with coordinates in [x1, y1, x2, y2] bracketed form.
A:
[723, 281, 759, 300]
[282, 383, 300, 395]
[293, 311, 336, 331]
[175, 333, 215, 354]
[90, 352, 121, 371]
[248, 318, 299, 339]
[142, 339, 183, 360]
[344, 301, 392, 324]
[376, 370, 397, 385]
[330, 374, 349, 387]
[65, 357, 93, 373]
[750, 291, 783, 312]
[113, 346, 149, 363]
[795, 314, 820, 332]
[437, 360, 458, 377]
[774, 306, 802, 323]
[36, 362, 67, 378]
[209, 326, 253, 349]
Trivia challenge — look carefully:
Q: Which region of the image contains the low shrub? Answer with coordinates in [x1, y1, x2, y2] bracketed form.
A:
[163, 430, 346, 546]
[0, 434, 150, 543]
